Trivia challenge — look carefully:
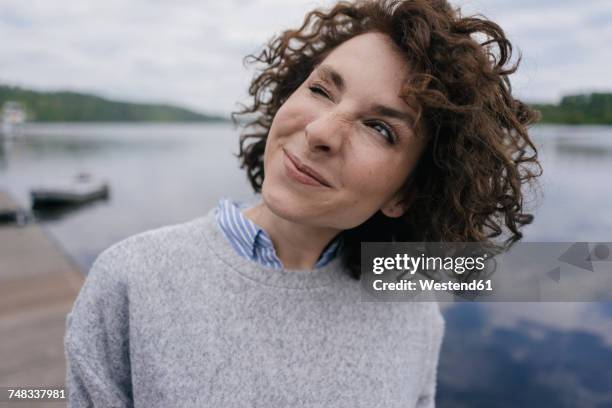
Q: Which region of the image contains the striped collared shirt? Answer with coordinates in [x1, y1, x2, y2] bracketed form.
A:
[215, 198, 343, 269]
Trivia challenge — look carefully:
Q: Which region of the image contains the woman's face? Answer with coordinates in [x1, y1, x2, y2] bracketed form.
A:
[261, 31, 427, 230]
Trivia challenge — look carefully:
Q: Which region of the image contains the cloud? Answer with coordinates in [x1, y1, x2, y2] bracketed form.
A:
[0, 0, 610, 115]
[455, 0, 612, 102]
[479, 302, 612, 347]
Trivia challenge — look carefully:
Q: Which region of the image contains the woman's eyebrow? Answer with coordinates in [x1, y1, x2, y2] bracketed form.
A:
[371, 104, 416, 128]
[315, 64, 345, 93]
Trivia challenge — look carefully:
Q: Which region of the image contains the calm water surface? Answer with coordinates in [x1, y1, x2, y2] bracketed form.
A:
[1, 123, 611, 406]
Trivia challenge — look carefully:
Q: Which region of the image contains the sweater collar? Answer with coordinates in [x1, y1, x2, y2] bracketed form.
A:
[202, 207, 351, 290]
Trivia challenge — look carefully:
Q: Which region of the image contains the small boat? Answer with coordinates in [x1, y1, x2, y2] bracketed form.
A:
[31, 173, 110, 209]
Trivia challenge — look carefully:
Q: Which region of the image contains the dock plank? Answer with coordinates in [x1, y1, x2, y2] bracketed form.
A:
[0, 191, 84, 407]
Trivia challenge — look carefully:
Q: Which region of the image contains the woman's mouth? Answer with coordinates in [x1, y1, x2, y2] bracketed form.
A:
[283, 149, 333, 188]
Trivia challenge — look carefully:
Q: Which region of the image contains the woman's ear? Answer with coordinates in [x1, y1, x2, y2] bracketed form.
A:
[380, 186, 418, 218]
[381, 194, 406, 218]
[381, 201, 404, 218]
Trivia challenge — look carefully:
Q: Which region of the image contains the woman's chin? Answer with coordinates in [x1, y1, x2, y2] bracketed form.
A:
[261, 186, 311, 222]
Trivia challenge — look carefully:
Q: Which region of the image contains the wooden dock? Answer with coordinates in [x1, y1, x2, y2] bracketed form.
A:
[0, 191, 84, 407]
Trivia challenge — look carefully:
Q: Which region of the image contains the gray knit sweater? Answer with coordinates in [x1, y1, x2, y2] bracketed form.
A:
[64, 208, 445, 407]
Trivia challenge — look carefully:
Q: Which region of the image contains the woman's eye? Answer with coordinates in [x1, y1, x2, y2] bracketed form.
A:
[308, 85, 330, 99]
[368, 122, 396, 144]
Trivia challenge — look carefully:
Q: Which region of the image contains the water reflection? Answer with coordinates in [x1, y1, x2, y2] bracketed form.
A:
[555, 141, 612, 157]
[0, 139, 8, 170]
[438, 303, 612, 407]
[23, 132, 181, 158]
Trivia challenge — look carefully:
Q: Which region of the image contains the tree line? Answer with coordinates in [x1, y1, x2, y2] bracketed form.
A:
[0, 85, 227, 122]
[531, 93, 612, 125]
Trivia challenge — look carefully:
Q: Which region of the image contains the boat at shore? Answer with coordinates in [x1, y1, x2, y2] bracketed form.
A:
[31, 173, 110, 209]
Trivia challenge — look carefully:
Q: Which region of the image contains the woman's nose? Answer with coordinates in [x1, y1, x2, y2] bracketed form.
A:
[304, 111, 349, 154]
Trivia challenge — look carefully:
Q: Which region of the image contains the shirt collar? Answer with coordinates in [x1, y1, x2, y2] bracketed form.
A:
[215, 198, 343, 268]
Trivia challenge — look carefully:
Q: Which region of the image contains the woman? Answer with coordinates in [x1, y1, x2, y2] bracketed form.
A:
[64, 0, 540, 406]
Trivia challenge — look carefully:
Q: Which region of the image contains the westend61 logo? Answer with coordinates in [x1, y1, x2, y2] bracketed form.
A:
[360, 242, 612, 302]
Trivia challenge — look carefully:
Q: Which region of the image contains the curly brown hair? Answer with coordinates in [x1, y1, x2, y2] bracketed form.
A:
[231, 0, 542, 279]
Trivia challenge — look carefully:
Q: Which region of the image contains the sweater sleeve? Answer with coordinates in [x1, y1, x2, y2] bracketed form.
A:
[64, 248, 133, 408]
[415, 304, 445, 408]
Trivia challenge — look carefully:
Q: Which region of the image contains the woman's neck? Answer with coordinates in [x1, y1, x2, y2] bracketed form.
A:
[242, 201, 340, 270]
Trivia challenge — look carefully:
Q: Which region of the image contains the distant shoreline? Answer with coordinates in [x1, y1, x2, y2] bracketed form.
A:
[530, 93, 612, 125]
[21, 121, 233, 125]
[1, 84, 228, 123]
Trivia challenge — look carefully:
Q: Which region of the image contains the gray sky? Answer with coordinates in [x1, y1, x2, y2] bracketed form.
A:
[1, 0, 611, 116]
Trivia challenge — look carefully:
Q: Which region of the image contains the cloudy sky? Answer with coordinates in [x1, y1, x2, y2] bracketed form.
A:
[1, 0, 611, 117]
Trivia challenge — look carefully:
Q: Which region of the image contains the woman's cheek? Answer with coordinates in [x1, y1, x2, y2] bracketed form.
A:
[357, 157, 398, 192]
[274, 103, 310, 135]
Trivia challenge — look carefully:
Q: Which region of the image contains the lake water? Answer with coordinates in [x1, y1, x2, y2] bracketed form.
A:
[1, 123, 611, 406]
